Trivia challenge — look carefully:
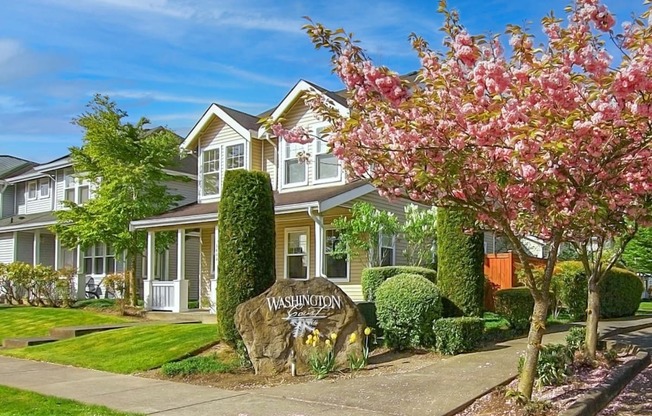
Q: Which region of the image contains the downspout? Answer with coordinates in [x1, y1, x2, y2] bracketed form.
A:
[264, 133, 278, 191]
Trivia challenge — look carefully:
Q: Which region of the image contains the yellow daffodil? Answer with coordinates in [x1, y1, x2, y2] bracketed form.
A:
[349, 332, 357, 344]
[330, 333, 337, 341]
[305, 339, 311, 345]
[313, 329, 320, 336]
[325, 339, 331, 347]
[307, 334, 313, 341]
[364, 327, 372, 336]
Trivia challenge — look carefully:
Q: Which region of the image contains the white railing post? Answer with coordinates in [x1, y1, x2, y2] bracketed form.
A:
[174, 228, 188, 313]
[144, 231, 156, 311]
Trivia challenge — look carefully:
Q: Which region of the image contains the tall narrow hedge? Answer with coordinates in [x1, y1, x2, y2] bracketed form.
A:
[436, 207, 485, 317]
[216, 170, 276, 344]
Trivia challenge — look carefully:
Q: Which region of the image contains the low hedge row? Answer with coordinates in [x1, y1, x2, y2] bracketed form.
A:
[494, 287, 534, 330]
[433, 317, 484, 355]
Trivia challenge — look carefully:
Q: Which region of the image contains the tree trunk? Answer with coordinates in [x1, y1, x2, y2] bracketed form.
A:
[518, 294, 549, 399]
[128, 254, 138, 307]
[585, 277, 600, 359]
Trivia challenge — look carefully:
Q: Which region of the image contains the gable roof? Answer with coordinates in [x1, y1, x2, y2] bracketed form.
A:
[259, 80, 349, 137]
[181, 103, 259, 151]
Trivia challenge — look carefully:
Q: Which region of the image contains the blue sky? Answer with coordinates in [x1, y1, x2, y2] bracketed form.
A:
[0, 0, 645, 163]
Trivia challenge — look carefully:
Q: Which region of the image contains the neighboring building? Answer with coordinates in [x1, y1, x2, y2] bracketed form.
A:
[0, 144, 198, 299]
[131, 80, 423, 312]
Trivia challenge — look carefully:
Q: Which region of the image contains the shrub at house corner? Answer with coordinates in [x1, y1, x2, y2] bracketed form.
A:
[216, 169, 275, 345]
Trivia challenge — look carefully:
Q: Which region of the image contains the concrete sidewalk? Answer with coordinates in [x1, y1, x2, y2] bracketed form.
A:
[1, 316, 652, 416]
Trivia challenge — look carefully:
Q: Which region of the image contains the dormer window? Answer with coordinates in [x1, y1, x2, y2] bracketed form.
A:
[202, 149, 220, 196]
[283, 141, 308, 186]
[314, 126, 340, 182]
[225, 144, 245, 170]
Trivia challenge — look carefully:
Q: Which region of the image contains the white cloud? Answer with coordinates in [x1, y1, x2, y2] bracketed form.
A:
[104, 89, 268, 109]
[0, 95, 34, 113]
[0, 38, 67, 84]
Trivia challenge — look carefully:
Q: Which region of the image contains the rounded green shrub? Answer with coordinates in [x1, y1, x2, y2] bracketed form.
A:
[552, 261, 587, 320]
[216, 170, 276, 344]
[375, 273, 442, 350]
[361, 266, 436, 301]
[494, 287, 534, 330]
[433, 317, 484, 355]
[599, 267, 643, 318]
[436, 207, 485, 317]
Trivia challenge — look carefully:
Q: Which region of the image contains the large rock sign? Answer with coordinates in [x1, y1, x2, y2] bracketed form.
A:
[235, 277, 366, 375]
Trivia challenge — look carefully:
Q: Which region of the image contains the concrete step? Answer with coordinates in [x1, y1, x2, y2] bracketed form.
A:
[49, 323, 139, 339]
[3, 336, 58, 348]
[145, 310, 214, 324]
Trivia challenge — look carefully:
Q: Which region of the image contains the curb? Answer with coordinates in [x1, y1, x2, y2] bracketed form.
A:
[558, 350, 651, 416]
[599, 320, 652, 340]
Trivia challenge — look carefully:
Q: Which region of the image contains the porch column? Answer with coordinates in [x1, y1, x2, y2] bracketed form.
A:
[75, 245, 84, 299]
[143, 231, 155, 311]
[312, 213, 324, 278]
[32, 230, 40, 266]
[54, 236, 59, 270]
[210, 225, 218, 314]
[173, 228, 188, 313]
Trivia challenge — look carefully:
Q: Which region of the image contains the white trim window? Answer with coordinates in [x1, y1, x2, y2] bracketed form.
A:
[323, 228, 348, 281]
[285, 227, 309, 279]
[83, 244, 116, 275]
[283, 140, 308, 187]
[38, 178, 50, 199]
[63, 169, 90, 205]
[27, 181, 38, 200]
[379, 233, 396, 267]
[225, 143, 245, 170]
[314, 126, 340, 183]
[202, 148, 220, 197]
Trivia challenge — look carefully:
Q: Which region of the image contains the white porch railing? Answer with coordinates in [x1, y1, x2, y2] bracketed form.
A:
[143, 279, 188, 312]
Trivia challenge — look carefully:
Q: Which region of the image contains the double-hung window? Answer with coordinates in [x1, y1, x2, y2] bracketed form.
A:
[83, 244, 116, 275]
[202, 149, 220, 197]
[38, 178, 50, 198]
[27, 181, 37, 200]
[283, 141, 308, 186]
[379, 233, 396, 267]
[323, 228, 348, 280]
[63, 169, 90, 204]
[286, 228, 309, 279]
[314, 127, 340, 182]
[225, 143, 245, 170]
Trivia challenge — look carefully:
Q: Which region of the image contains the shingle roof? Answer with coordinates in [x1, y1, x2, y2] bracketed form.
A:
[217, 104, 260, 131]
[142, 181, 369, 222]
[0, 212, 56, 231]
[0, 156, 34, 179]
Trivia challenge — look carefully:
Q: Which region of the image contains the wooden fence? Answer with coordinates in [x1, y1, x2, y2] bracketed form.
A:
[484, 252, 546, 311]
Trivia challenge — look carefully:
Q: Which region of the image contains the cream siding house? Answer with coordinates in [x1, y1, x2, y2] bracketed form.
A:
[131, 80, 424, 313]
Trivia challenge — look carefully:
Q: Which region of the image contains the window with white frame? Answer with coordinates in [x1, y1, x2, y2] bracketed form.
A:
[379, 233, 396, 267]
[83, 244, 116, 275]
[225, 143, 245, 170]
[202, 149, 220, 196]
[323, 228, 348, 280]
[286, 228, 309, 279]
[63, 169, 90, 204]
[38, 178, 50, 198]
[27, 181, 37, 200]
[283, 141, 308, 186]
[314, 127, 340, 182]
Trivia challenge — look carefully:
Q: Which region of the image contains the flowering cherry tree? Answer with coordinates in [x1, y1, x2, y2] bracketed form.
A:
[269, 0, 652, 399]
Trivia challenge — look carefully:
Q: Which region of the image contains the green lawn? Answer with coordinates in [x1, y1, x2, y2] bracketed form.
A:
[2, 323, 219, 373]
[0, 385, 143, 416]
[0, 307, 132, 342]
[638, 300, 652, 315]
